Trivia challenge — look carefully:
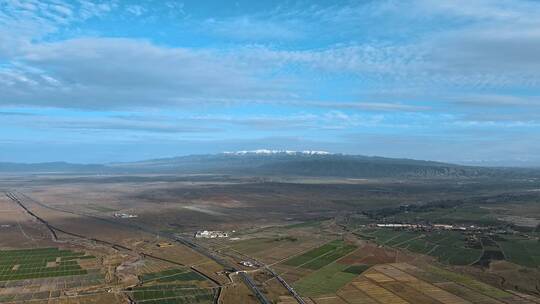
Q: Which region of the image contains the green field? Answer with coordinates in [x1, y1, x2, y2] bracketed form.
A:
[342, 264, 370, 274]
[141, 268, 206, 283]
[293, 262, 357, 296]
[498, 236, 540, 268]
[283, 240, 357, 269]
[0, 248, 91, 281]
[359, 229, 482, 265]
[424, 265, 511, 299]
[132, 284, 214, 303]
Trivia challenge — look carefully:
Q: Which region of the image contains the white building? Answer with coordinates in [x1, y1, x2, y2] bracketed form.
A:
[114, 213, 138, 218]
[195, 230, 229, 238]
[239, 261, 256, 267]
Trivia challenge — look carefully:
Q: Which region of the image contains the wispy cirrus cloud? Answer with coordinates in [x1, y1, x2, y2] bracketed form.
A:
[306, 101, 430, 112]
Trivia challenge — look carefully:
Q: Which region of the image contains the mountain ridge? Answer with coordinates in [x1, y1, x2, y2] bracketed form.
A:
[1, 152, 538, 178]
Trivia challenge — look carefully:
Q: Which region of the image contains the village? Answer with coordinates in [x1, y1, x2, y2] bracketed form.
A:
[113, 212, 138, 218]
[194, 230, 230, 238]
[368, 221, 536, 240]
[373, 223, 473, 231]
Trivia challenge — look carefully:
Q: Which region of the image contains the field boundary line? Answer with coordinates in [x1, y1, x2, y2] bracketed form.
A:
[382, 231, 407, 245]
[139, 268, 192, 284]
[128, 292, 214, 303]
[393, 263, 516, 304]
[125, 286, 220, 292]
[294, 247, 339, 270]
[269, 241, 329, 267]
[393, 234, 424, 247]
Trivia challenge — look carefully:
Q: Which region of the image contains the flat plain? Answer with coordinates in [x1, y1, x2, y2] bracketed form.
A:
[0, 173, 539, 303]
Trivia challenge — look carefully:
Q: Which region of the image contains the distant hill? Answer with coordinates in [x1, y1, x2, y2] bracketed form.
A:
[1, 151, 538, 178]
[109, 151, 515, 178]
[0, 162, 109, 173]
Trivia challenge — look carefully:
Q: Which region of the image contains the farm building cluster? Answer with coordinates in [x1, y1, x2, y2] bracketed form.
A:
[194, 230, 229, 238]
[114, 213, 138, 218]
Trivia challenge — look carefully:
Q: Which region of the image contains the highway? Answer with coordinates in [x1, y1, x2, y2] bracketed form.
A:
[265, 266, 306, 304]
[221, 243, 305, 304]
[174, 234, 272, 304]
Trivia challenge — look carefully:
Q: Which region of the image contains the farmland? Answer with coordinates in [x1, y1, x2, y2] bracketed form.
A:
[0, 247, 107, 303]
[130, 284, 215, 304]
[0, 247, 93, 281]
[293, 262, 358, 296]
[498, 236, 540, 268]
[1, 172, 540, 302]
[141, 268, 206, 284]
[284, 240, 357, 270]
[357, 229, 483, 265]
[130, 268, 216, 304]
[307, 262, 540, 304]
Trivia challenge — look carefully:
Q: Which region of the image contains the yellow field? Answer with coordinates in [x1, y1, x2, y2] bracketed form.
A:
[352, 279, 409, 304]
[406, 281, 471, 304]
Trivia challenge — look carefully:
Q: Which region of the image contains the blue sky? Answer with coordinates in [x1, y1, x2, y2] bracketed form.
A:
[1, 0, 540, 165]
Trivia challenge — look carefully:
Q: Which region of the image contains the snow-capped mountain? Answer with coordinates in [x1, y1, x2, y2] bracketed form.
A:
[4, 151, 533, 179]
[223, 149, 333, 156]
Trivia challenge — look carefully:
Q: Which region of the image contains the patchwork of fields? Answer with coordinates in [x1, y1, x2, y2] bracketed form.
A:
[141, 268, 206, 284]
[293, 262, 358, 296]
[308, 263, 540, 304]
[277, 239, 367, 297]
[357, 229, 482, 265]
[0, 247, 94, 281]
[130, 284, 215, 304]
[0, 247, 106, 303]
[274, 237, 540, 303]
[129, 268, 215, 304]
[284, 240, 357, 270]
[356, 227, 540, 269]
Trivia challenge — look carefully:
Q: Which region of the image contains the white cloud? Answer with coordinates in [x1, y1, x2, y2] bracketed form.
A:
[202, 16, 303, 41]
[125, 5, 146, 17]
[0, 37, 301, 108]
[1, 0, 540, 114]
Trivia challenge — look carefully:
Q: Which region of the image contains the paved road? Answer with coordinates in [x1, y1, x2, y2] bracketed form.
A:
[174, 235, 271, 304]
[265, 266, 306, 304]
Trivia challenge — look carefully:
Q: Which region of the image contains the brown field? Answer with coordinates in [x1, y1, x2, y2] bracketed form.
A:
[0, 195, 53, 248]
[275, 264, 313, 283]
[434, 282, 505, 304]
[351, 279, 410, 304]
[458, 261, 540, 297]
[219, 227, 332, 266]
[337, 285, 379, 304]
[337, 243, 418, 265]
[313, 296, 350, 304]
[220, 279, 260, 304]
